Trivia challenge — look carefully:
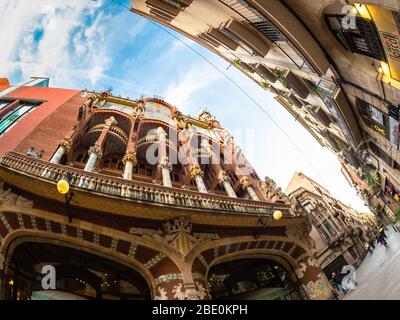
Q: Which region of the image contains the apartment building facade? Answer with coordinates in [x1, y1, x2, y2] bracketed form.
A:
[0, 77, 335, 300]
[286, 172, 378, 277]
[130, 0, 400, 219]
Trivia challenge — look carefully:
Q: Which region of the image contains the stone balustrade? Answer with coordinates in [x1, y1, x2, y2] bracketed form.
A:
[137, 135, 177, 150]
[0, 152, 291, 216]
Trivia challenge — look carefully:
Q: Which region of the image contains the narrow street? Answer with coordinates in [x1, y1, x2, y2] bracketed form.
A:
[344, 226, 400, 300]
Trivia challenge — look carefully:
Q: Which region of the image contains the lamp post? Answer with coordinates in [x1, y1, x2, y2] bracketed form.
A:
[57, 172, 74, 223]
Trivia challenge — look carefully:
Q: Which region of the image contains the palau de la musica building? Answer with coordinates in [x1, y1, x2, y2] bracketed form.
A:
[0, 77, 341, 300]
[131, 0, 400, 225]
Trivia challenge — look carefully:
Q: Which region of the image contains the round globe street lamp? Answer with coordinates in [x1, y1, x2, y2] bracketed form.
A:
[57, 172, 74, 223]
[273, 210, 283, 221]
[254, 209, 285, 239]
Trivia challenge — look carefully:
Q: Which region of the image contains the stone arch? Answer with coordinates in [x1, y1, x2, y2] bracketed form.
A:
[0, 208, 185, 300]
[188, 236, 333, 300]
[1, 231, 155, 299]
[205, 252, 309, 300]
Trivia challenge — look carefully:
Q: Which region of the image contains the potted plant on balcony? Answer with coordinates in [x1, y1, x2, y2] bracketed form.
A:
[363, 166, 381, 194]
[275, 69, 290, 90]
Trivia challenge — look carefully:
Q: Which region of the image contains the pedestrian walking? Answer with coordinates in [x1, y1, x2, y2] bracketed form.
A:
[379, 227, 387, 239]
[369, 239, 375, 249]
[377, 232, 388, 248]
[330, 272, 347, 295]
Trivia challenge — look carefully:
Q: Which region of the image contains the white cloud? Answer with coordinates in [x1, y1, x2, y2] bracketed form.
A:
[162, 63, 223, 112]
[0, 0, 146, 89]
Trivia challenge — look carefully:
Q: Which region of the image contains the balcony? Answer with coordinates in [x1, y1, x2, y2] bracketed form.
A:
[220, 19, 271, 57]
[203, 28, 239, 51]
[255, 64, 277, 83]
[0, 152, 292, 218]
[145, 0, 192, 22]
[283, 71, 311, 100]
[286, 93, 303, 109]
[312, 107, 332, 127]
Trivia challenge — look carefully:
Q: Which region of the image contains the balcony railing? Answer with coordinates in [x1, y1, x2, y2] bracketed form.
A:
[0, 152, 291, 216]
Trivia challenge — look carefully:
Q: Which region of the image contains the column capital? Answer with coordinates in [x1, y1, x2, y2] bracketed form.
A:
[240, 176, 251, 190]
[122, 150, 137, 166]
[104, 116, 117, 127]
[190, 164, 204, 178]
[60, 137, 72, 153]
[88, 144, 103, 159]
[217, 170, 229, 183]
[158, 158, 173, 172]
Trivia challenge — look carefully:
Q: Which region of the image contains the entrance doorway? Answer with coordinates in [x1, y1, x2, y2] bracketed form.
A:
[3, 242, 151, 300]
[208, 258, 302, 300]
[323, 255, 349, 279]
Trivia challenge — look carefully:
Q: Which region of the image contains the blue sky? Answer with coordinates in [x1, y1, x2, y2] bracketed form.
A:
[0, 0, 368, 211]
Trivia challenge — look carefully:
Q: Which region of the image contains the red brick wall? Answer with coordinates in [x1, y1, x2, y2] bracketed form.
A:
[0, 86, 82, 159]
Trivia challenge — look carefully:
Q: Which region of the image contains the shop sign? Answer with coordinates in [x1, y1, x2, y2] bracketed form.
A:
[381, 32, 400, 62]
[323, 252, 340, 267]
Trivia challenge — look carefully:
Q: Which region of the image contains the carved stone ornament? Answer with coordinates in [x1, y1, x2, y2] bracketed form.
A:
[217, 170, 229, 183]
[154, 287, 168, 300]
[260, 176, 290, 203]
[158, 161, 173, 172]
[163, 217, 199, 257]
[129, 217, 219, 257]
[122, 151, 137, 166]
[172, 282, 206, 300]
[289, 196, 307, 216]
[88, 144, 103, 159]
[104, 116, 117, 127]
[60, 136, 72, 153]
[0, 181, 34, 208]
[295, 257, 319, 279]
[239, 176, 250, 189]
[189, 164, 203, 178]
[286, 221, 315, 252]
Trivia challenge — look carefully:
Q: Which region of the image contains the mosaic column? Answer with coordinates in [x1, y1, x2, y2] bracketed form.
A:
[240, 176, 259, 201]
[157, 127, 173, 187]
[295, 256, 334, 300]
[50, 137, 72, 164]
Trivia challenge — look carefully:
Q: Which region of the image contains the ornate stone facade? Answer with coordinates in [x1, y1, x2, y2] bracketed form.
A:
[0, 91, 333, 300]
